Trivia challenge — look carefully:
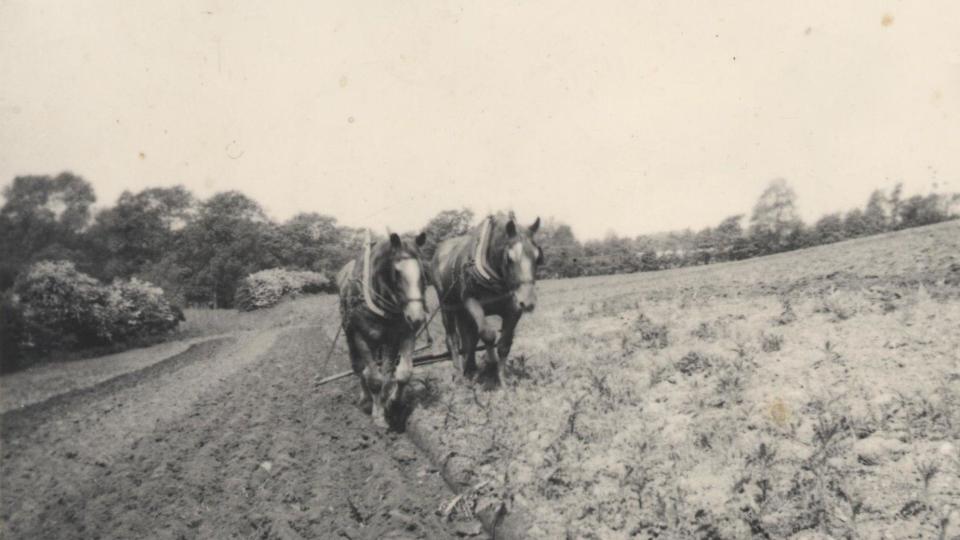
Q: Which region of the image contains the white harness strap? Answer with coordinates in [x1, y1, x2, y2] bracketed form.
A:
[362, 230, 387, 318]
[474, 217, 499, 281]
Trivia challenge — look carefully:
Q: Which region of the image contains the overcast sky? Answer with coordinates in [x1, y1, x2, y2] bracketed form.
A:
[2, 1, 958, 239]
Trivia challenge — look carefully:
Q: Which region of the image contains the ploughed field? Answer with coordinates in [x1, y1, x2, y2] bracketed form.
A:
[0, 298, 485, 539]
[412, 221, 960, 539]
[2, 221, 959, 539]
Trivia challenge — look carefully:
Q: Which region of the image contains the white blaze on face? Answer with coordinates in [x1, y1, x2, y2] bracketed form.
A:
[508, 242, 534, 282]
[395, 258, 425, 320]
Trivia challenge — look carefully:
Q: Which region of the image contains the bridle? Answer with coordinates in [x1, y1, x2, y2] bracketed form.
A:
[369, 252, 427, 318]
[495, 242, 539, 291]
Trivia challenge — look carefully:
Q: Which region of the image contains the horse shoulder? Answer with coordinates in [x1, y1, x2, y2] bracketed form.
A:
[431, 236, 468, 287]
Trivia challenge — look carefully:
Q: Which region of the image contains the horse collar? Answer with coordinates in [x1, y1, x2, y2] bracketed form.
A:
[362, 232, 389, 318]
[474, 217, 502, 282]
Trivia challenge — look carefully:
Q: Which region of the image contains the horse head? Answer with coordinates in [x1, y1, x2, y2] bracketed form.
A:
[378, 231, 428, 328]
[493, 216, 543, 313]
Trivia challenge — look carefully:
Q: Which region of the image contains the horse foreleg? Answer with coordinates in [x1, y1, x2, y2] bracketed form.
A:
[456, 310, 479, 381]
[347, 329, 378, 416]
[464, 297, 500, 390]
[498, 309, 521, 362]
[441, 308, 465, 375]
[383, 336, 415, 428]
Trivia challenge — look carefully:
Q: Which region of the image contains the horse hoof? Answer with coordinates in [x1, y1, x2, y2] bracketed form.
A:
[385, 399, 408, 431]
[477, 372, 501, 391]
[372, 411, 389, 430]
[357, 398, 373, 415]
[456, 371, 476, 387]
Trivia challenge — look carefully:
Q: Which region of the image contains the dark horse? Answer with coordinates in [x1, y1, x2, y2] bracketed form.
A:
[429, 214, 543, 389]
[337, 231, 428, 428]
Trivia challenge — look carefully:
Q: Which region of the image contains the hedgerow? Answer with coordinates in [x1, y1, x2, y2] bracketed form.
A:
[234, 268, 329, 312]
[1, 261, 182, 371]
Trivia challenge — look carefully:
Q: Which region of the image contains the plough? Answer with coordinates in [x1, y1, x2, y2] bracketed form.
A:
[315, 299, 499, 387]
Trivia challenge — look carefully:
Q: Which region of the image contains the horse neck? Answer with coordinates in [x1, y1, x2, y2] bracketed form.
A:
[483, 218, 508, 274]
[368, 243, 392, 298]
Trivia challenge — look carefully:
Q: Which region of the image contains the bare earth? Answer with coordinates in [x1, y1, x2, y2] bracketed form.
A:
[0, 299, 482, 539]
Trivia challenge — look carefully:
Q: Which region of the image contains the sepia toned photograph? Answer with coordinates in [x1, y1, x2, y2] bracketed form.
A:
[2, 2, 959, 538]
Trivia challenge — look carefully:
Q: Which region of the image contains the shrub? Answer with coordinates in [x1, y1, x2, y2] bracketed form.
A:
[8, 260, 181, 367]
[102, 278, 184, 342]
[234, 268, 329, 311]
[14, 260, 110, 354]
[1, 290, 25, 372]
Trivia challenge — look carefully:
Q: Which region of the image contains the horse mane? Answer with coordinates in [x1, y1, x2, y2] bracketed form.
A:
[483, 212, 529, 266]
[370, 236, 421, 273]
[368, 235, 423, 303]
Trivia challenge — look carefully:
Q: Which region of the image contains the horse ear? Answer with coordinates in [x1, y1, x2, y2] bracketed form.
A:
[415, 232, 427, 247]
[389, 233, 402, 249]
[505, 220, 517, 238]
[529, 217, 541, 235]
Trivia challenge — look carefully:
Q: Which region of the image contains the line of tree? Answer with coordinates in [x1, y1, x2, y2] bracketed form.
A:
[0, 173, 366, 308]
[2, 173, 957, 308]
[533, 179, 959, 278]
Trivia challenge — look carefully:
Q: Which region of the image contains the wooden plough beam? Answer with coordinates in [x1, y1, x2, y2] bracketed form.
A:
[314, 347, 463, 386]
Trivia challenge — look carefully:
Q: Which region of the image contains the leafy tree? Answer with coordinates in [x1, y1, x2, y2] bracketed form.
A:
[88, 186, 196, 281]
[863, 189, 889, 234]
[272, 212, 359, 284]
[534, 218, 583, 278]
[159, 191, 279, 307]
[749, 178, 803, 254]
[898, 194, 951, 228]
[813, 213, 846, 245]
[843, 208, 870, 238]
[713, 215, 745, 261]
[420, 208, 474, 260]
[691, 227, 715, 264]
[888, 183, 904, 229]
[0, 172, 96, 288]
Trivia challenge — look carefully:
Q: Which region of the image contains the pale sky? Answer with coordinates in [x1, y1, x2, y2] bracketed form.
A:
[1, 1, 958, 239]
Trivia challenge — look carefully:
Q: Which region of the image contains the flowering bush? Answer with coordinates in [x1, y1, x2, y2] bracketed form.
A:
[12, 261, 110, 353]
[4, 261, 182, 368]
[103, 278, 183, 342]
[234, 268, 329, 311]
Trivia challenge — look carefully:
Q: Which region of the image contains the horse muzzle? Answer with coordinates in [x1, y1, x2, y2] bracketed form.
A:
[403, 300, 426, 329]
[513, 285, 537, 313]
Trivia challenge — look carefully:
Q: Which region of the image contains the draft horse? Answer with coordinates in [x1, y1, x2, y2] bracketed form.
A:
[336, 231, 428, 428]
[429, 214, 543, 389]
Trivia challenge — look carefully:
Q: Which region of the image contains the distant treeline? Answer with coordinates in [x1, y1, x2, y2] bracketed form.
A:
[536, 179, 959, 279]
[1, 174, 957, 308]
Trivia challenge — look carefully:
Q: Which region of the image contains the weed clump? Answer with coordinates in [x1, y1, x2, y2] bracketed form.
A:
[815, 289, 863, 321]
[623, 313, 670, 351]
[676, 351, 713, 376]
[776, 297, 797, 325]
[691, 321, 718, 341]
[760, 332, 784, 352]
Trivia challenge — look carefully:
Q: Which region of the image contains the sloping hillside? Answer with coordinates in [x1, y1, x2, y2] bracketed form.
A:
[412, 220, 960, 539]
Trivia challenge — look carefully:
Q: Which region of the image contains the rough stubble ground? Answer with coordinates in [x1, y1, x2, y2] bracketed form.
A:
[1, 299, 482, 539]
